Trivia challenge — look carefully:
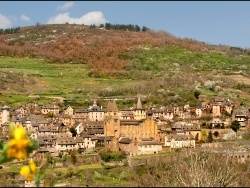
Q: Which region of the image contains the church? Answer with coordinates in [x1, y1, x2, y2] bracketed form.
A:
[104, 98, 158, 142]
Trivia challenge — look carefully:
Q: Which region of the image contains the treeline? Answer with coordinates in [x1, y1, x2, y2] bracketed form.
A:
[0, 27, 20, 35]
[97, 23, 150, 31]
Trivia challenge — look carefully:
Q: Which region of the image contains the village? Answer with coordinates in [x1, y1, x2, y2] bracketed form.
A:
[0, 95, 249, 160]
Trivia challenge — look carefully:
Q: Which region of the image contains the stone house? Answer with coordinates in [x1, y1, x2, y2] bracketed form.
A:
[195, 105, 203, 118]
[137, 138, 163, 155]
[120, 107, 134, 120]
[182, 124, 201, 140]
[81, 121, 104, 136]
[13, 105, 29, 118]
[77, 132, 97, 150]
[118, 137, 133, 153]
[74, 109, 89, 118]
[147, 108, 164, 120]
[38, 135, 57, 149]
[38, 125, 59, 136]
[63, 105, 74, 116]
[171, 122, 186, 134]
[75, 131, 96, 152]
[165, 134, 195, 148]
[233, 109, 249, 128]
[164, 108, 174, 120]
[221, 101, 233, 115]
[41, 104, 60, 115]
[214, 97, 225, 106]
[212, 104, 221, 117]
[26, 101, 37, 112]
[210, 117, 224, 128]
[12, 117, 26, 127]
[88, 101, 105, 122]
[56, 137, 76, 153]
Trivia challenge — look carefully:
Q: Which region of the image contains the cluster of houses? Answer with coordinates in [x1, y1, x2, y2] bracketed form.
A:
[0, 96, 249, 158]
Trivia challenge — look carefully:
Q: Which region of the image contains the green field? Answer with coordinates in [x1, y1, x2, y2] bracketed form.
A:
[1, 43, 250, 108]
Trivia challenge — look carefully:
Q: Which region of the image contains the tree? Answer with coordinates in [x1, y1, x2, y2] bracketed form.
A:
[194, 90, 200, 99]
[213, 131, 219, 138]
[45, 153, 53, 165]
[142, 26, 149, 31]
[230, 120, 240, 133]
[135, 25, 141, 32]
[201, 130, 208, 142]
[207, 131, 213, 143]
[129, 151, 246, 187]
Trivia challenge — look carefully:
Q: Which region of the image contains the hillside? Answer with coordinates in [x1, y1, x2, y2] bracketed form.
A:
[0, 24, 250, 107]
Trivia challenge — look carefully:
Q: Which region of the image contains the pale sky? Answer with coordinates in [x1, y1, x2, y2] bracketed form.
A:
[0, 1, 250, 48]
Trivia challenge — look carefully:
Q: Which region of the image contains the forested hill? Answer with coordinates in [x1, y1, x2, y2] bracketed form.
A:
[0, 23, 250, 107]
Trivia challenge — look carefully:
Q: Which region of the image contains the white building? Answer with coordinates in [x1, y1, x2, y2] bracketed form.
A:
[0, 105, 10, 125]
[165, 134, 195, 149]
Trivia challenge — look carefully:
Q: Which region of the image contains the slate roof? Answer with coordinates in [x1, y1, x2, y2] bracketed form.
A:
[79, 131, 91, 138]
[119, 137, 131, 144]
[182, 125, 200, 131]
[56, 138, 76, 145]
[138, 140, 161, 146]
[120, 119, 144, 126]
[166, 134, 194, 141]
[106, 100, 119, 112]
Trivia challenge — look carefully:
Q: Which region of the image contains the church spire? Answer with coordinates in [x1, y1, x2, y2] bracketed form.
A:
[107, 100, 119, 112]
[136, 97, 142, 109]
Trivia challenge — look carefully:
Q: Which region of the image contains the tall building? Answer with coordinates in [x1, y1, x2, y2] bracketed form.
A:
[133, 97, 146, 120]
[104, 100, 157, 142]
[0, 105, 10, 125]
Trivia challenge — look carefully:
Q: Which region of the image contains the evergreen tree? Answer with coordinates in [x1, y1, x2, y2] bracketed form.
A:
[207, 131, 213, 143]
[135, 25, 141, 32]
[230, 120, 240, 133]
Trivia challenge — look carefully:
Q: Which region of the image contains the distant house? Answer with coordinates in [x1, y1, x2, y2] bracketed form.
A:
[73, 109, 89, 122]
[63, 105, 74, 116]
[164, 109, 174, 120]
[212, 104, 221, 117]
[165, 134, 195, 148]
[75, 131, 95, 152]
[26, 101, 37, 111]
[195, 105, 203, 118]
[147, 106, 164, 120]
[210, 117, 224, 128]
[41, 104, 60, 115]
[88, 101, 105, 122]
[234, 109, 250, 128]
[182, 124, 201, 140]
[171, 122, 186, 134]
[171, 122, 201, 140]
[13, 105, 29, 118]
[81, 121, 104, 136]
[56, 137, 76, 153]
[137, 138, 163, 155]
[120, 107, 134, 120]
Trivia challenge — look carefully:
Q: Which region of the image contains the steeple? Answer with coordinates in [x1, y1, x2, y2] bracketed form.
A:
[136, 97, 143, 109]
[107, 100, 119, 112]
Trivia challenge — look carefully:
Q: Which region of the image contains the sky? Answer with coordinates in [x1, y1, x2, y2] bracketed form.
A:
[0, 1, 250, 49]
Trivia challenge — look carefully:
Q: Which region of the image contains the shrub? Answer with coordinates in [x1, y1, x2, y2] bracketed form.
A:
[99, 151, 126, 162]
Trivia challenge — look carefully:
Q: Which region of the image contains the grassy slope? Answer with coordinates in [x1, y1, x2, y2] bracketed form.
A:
[0, 25, 250, 108]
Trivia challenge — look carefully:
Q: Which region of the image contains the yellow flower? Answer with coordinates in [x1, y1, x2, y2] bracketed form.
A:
[20, 160, 38, 182]
[7, 125, 31, 160]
